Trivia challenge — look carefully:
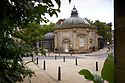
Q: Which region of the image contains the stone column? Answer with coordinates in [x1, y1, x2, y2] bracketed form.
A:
[54, 31, 57, 51]
[73, 29, 76, 50]
[115, 0, 125, 83]
[86, 29, 90, 51]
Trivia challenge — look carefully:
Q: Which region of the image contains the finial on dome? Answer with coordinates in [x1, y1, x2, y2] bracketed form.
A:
[71, 6, 78, 17]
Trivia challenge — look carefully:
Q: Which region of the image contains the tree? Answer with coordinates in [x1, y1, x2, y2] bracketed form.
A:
[93, 20, 112, 44]
[15, 22, 55, 46]
[14, 22, 55, 56]
[79, 53, 114, 83]
[0, 0, 71, 83]
[84, 18, 112, 44]
[42, 22, 56, 33]
[84, 17, 94, 26]
[15, 22, 45, 46]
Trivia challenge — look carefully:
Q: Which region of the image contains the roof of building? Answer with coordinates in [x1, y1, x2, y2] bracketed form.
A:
[57, 6, 90, 28]
[44, 32, 54, 39]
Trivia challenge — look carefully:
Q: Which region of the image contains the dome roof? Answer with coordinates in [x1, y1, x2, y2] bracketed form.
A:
[59, 6, 90, 28]
[44, 32, 54, 39]
[61, 17, 90, 28]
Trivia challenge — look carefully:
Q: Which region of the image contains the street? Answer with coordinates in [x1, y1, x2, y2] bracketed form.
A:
[20, 48, 111, 83]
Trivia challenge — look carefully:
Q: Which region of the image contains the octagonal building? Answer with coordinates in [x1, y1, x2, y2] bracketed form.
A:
[54, 6, 98, 53]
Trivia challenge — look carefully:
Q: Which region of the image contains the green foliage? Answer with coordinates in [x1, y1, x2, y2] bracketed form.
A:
[42, 23, 55, 33]
[93, 74, 104, 83]
[93, 20, 112, 43]
[14, 22, 55, 53]
[84, 18, 112, 43]
[14, 22, 44, 47]
[79, 69, 94, 81]
[79, 53, 114, 83]
[101, 53, 114, 83]
[39, 47, 47, 56]
[0, 0, 66, 83]
[79, 69, 104, 83]
[84, 17, 94, 26]
[0, 37, 35, 83]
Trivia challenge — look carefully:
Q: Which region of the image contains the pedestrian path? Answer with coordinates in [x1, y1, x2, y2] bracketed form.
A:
[47, 47, 111, 57]
[21, 59, 104, 83]
[19, 48, 110, 83]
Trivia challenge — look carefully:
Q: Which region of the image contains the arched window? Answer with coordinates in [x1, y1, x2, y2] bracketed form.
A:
[62, 38, 70, 52]
[79, 37, 85, 47]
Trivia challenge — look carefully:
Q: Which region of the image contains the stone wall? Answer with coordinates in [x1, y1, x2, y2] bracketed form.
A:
[54, 27, 98, 53]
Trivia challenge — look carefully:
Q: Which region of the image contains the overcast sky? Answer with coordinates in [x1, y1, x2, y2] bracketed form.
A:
[46, 0, 114, 28]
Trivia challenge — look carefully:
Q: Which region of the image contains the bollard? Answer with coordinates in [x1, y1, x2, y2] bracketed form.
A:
[43, 60, 46, 70]
[55, 55, 57, 60]
[58, 66, 61, 81]
[36, 56, 38, 64]
[63, 56, 65, 62]
[75, 58, 77, 66]
[96, 61, 98, 71]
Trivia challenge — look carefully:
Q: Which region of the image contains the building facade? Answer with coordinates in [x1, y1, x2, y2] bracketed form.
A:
[54, 6, 99, 53]
[36, 32, 54, 52]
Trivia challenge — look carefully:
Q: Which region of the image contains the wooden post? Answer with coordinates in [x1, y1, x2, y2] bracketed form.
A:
[63, 56, 65, 62]
[43, 60, 46, 70]
[75, 58, 77, 66]
[36, 56, 38, 64]
[58, 66, 61, 81]
[96, 61, 98, 71]
[55, 55, 57, 60]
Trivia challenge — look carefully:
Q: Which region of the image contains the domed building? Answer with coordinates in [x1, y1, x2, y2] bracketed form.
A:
[54, 6, 99, 53]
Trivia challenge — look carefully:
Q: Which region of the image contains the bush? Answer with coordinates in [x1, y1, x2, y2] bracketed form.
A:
[79, 53, 114, 83]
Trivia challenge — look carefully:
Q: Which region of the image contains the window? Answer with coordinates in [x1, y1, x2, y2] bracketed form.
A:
[79, 37, 85, 47]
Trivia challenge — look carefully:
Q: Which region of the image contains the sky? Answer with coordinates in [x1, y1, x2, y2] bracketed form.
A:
[46, 0, 114, 29]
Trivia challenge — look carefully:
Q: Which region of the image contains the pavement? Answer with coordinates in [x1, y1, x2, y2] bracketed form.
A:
[19, 48, 111, 83]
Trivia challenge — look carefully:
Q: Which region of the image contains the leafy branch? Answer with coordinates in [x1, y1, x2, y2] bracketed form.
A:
[79, 53, 114, 83]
